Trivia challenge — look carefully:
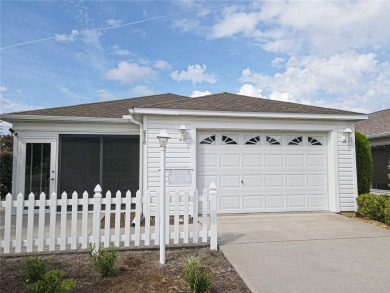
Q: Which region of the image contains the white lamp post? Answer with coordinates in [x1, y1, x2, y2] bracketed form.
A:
[157, 129, 170, 265]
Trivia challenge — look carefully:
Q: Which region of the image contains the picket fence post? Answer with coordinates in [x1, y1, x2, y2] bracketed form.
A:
[92, 185, 102, 253]
[209, 182, 218, 250]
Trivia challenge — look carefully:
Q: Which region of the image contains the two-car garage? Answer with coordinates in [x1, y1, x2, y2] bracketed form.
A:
[197, 132, 328, 213]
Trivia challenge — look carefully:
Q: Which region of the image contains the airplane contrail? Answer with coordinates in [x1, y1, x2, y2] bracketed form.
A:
[1, 13, 176, 51]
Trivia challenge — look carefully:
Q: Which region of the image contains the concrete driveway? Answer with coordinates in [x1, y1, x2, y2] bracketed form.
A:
[218, 212, 390, 293]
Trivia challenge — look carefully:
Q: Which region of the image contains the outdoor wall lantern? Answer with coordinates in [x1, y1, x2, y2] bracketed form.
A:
[157, 129, 170, 265]
[342, 128, 353, 143]
[178, 124, 187, 141]
[157, 129, 170, 150]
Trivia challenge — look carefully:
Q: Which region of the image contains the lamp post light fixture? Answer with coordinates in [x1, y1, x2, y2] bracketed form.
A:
[178, 124, 187, 142]
[342, 128, 353, 143]
[157, 129, 170, 265]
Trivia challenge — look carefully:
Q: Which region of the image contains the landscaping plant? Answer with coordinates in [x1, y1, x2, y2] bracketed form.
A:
[24, 255, 47, 282]
[0, 134, 13, 199]
[355, 132, 373, 195]
[89, 243, 119, 277]
[181, 255, 213, 293]
[357, 193, 390, 224]
[26, 270, 76, 293]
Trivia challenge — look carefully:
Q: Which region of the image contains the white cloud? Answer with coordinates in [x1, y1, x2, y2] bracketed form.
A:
[190, 90, 212, 98]
[172, 18, 200, 32]
[237, 84, 263, 98]
[113, 49, 131, 56]
[131, 85, 154, 96]
[81, 29, 103, 49]
[97, 89, 119, 101]
[54, 29, 79, 42]
[210, 1, 390, 55]
[106, 19, 122, 28]
[153, 60, 171, 71]
[212, 6, 260, 38]
[171, 64, 217, 85]
[105, 62, 155, 84]
[239, 53, 390, 113]
[271, 57, 286, 67]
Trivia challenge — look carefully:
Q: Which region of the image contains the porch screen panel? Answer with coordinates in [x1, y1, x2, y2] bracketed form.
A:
[59, 135, 139, 196]
[59, 137, 100, 195]
[25, 143, 51, 197]
[103, 136, 139, 195]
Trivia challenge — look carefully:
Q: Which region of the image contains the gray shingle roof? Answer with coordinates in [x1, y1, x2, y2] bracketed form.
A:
[143, 92, 362, 115]
[355, 109, 390, 136]
[3, 92, 362, 119]
[5, 94, 188, 118]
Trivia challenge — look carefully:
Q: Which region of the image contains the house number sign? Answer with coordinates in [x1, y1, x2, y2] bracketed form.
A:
[168, 170, 192, 185]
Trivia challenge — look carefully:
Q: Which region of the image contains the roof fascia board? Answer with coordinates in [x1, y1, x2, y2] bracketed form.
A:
[0, 114, 129, 124]
[133, 108, 368, 121]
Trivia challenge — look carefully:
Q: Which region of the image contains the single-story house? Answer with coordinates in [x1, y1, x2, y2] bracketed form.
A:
[355, 109, 390, 190]
[1, 92, 367, 213]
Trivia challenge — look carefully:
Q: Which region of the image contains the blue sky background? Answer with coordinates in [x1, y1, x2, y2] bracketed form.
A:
[1, 0, 390, 124]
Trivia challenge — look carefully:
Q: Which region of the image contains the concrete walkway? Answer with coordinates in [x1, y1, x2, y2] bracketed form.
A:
[218, 212, 390, 293]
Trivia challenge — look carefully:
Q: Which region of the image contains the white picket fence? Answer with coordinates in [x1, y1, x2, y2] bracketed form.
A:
[0, 184, 218, 254]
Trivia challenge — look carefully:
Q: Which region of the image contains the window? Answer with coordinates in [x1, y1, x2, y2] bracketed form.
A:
[266, 135, 281, 145]
[288, 136, 303, 146]
[222, 135, 238, 145]
[25, 143, 51, 197]
[59, 135, 139, 196]
[199, 135, 216, 145]
[308, 136, 323, 145]
[245, 135, 261, 145]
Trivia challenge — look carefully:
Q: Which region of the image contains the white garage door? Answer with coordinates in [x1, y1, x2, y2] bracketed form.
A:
[197, 132, 328, 213]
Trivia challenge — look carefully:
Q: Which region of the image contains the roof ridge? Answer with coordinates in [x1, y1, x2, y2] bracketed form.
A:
[369, 108, 390, 115]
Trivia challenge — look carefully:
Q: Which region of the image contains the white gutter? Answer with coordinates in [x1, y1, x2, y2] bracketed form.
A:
[133, 108, 368, 121]
[124, 110, 144, 196]
[366, 132, 390, 139]
[0, 114, 129, 124]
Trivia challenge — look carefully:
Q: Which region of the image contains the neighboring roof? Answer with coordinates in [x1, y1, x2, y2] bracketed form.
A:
[142, 92, 362, 115]
[355, 109, 390, 137]
[3, 93, 188, 119]
[2, 92, 363, 121]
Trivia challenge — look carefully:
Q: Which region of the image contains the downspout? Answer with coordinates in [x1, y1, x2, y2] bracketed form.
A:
[128, 109, 144, 194]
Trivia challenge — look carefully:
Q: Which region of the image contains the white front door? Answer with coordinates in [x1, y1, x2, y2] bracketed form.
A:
[19, 138, 57, 198]
[197, 132, 328, 213]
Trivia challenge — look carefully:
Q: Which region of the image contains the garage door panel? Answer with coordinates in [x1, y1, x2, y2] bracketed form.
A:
[286, 174, 306, 187]
[220, 196, 241, 210]
[265, 154, 284, 167]
[287, 194, 306, 208]
[242, 174, 263, 187]
[265, 174, 284, 187]
[243, 195, 263, 209]
[307, 154, 326, 166]
[286, 154, 305, 166]
[308, 193, 327, 207]
[243, 154, 262, 167]
[220, 154, 240, 167]
[308, 174, 326, 187]
[221, 175, 241, 188]
[198, 175, 218, 190]
[198, 154, 218, 167]
[265, 195, 285, 208]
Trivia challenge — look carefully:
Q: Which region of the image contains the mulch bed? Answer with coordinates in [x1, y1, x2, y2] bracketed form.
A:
[0, 247, 250, 293]
[340, 212, 390, 230]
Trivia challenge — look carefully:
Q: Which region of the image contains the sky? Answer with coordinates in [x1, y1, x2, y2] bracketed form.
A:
[1, 0, 390, 129]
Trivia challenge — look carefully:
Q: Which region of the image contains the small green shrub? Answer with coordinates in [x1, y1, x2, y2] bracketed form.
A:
[357, 193, 390, 224]
[384, 199, 390, 225]
[181, 255, 213, 293]
[24, 255, 47, 282]
[89, 243, 118, 277]
[26, 270, 75, 293]
[355, 132, 373, 195]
